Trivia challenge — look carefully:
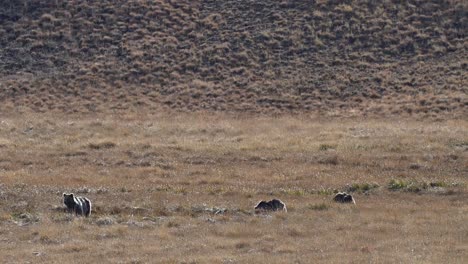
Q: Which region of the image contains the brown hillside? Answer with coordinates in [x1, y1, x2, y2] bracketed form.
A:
[0, 0, 466, 116]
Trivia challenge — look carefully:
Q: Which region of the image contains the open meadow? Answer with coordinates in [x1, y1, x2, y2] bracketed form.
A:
[0, 113, 467, 263]
[1, 1, 467, 262]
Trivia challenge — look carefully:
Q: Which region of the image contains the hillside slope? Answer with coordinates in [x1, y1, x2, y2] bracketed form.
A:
[0, 0, 466, 116]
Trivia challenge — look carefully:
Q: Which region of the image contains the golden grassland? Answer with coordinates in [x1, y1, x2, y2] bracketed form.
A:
[0, 112, 467, 263]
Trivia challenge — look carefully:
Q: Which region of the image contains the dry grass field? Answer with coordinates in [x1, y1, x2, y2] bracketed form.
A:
[0, 112, 467, 263]
[0, 1, 467, 263]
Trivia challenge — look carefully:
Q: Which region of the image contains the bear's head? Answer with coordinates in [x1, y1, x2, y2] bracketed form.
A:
[63, 193, 76, 207]
[254, 201, 270, 211]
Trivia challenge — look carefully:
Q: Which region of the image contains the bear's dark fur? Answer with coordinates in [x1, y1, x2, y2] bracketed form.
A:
[254, 199, 287, 212]
[333, 192, 356, 204]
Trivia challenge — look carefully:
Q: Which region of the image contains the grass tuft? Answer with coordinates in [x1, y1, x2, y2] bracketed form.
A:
[346, 183, 380, 193]
[308, 203, 330, 211]
[88, 141, 117, 150]
[319, 144, 336, 151]
[11, 212, 40, 226]
[388, 179, 458, 193]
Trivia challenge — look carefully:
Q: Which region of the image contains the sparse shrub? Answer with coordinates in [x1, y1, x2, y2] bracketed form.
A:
[191, 205, 227, 215]
[76, 187, 91, 193]
[120, 187, 131, 193]
[64, 151, 87, 157]
[11, 212, 40, 226]
[287, 227, 303, 237]
[448, 140, 468, 149]
[346, 183, 380, 193]
[314, 36, 325, 47]
[318, 154, 339, 165]
[107, 205, 123, 215]
[88, 141, 116, 150]
[280, 188, 309, 196]
[409, 163, 422, 170]
[317, 188, 336, 195]
[96, 216, 115, 226]
[388, 145, 402, 152]
[319, 143, 336, 151]
[308, 203, 329, 211]
[96, 187, 109, 194]
[335, 4, 353, 13]
[39, 234, 56, 244]
[166, 221, 180, 228]
[387, 179, 446, 193]
[207, 186, 226, 195]
[388, 179, 410, 191]
[235, 242, 250, 249]
[173, 187, 187, 195]
[291, 189, 307, 196]
[406, 184, 426, 193]
[429, 181, 449, 188]
[51, 213, 74, 223]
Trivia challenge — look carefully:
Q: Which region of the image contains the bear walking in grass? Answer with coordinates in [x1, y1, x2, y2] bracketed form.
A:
[333, 192, 356, 204]
[254, 199, 287, 213]
[63, 193, 92, 217]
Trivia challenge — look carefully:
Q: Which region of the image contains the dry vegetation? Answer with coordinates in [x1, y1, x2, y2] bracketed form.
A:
[0, 113, 467, 263]
[0, 0, 467, 262]
[0, 0, 467, 116]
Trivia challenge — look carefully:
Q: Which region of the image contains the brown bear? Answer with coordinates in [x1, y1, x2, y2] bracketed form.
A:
[333, 192, 356, 204]
[63, 193, 92, 217]
[254, 199, 287, 212]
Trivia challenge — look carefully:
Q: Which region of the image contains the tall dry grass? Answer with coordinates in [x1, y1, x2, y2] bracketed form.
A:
[0, 112, 467, 263]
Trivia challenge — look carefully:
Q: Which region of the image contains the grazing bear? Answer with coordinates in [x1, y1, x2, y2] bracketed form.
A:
[63, 193, 92, 217]
[333, 192, 356, 204]
[254, 199, 287, 212]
